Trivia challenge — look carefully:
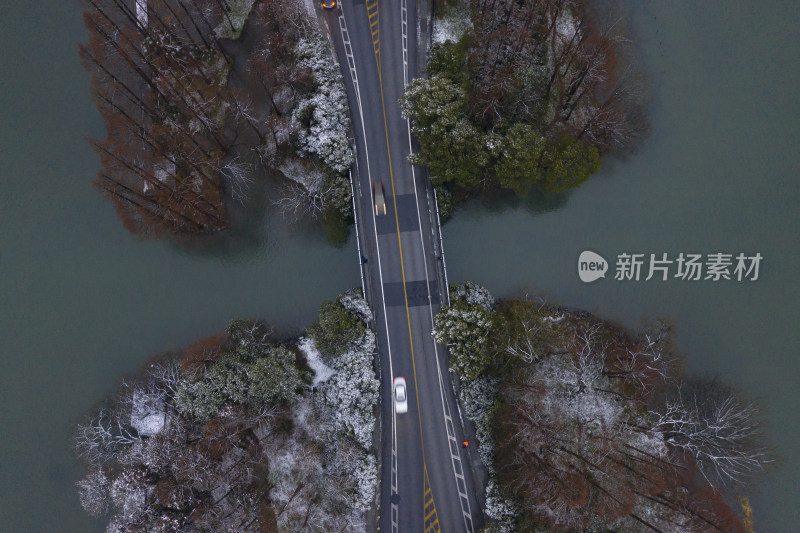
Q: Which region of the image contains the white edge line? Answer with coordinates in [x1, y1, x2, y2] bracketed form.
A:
[339, 6, 399, 533]
[400, 0, 473, 531]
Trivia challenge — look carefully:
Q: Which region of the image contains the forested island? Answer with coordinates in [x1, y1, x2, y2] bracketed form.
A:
[75, 291, 379, 532]
[81, 0, 353, 239]
[74, 283, 770, 532]
[81, 0, 651, 235]
[433, 282, 769, 532]
[403, 0, 648, 217]
[74, 2, 771, 532]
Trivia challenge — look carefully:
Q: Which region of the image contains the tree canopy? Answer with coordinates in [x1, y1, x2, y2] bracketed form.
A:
[434, 284, 770, 532]
[82, 0, 354, 239]
[75, 292, 380, 532]
[404, 0, 648, 207]
[306, 298, 367, 362]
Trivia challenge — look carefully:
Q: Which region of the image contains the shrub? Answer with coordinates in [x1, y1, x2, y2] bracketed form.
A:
[307, 299, 367, 362]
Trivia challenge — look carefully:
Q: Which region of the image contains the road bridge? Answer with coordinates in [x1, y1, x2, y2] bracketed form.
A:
[320, 1, 485, 531]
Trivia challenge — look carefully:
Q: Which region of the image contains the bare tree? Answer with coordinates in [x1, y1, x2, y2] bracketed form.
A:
[218, 155, 255, 204]
[75, 405, 143, 466]
[81, 0, 239, 237]
[147, 361, 183, 398]
[76, 467, 111, 517]
[651, 378, 771, 488]
[490, 304, 749, 531]
[272, 180, 336, 220]
[466, 0, 647, 156]
[499, 298, 558, 364]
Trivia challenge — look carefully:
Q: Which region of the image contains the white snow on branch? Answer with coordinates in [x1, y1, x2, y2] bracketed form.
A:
[451, 280, 494, 309]
[130, 389, 168, 437]
[293, 35, 354, 174]
[321, 329, 379, 449]
[338, 290, 373, 323]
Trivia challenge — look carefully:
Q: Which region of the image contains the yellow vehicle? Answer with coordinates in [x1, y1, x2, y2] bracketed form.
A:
[321, 0, 336, 9]
[372, 180, 387, 216]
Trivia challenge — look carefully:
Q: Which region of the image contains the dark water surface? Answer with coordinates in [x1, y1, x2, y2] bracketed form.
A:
[444, 1, 799, 530]
[0, 2, 358, 531]
[1, 0, 797, 531]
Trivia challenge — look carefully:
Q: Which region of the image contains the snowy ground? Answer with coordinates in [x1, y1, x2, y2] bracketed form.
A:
[432, 3, 471, 44]
[136, 0, 147, 27]
[303, 0, 317, 20]
[130, 389, 168, 437]
[298, 336, 336, 386]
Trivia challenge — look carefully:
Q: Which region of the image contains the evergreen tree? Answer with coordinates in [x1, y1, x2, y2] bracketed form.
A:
[494, 123, 546, 196]
[540, 135, 601, 192]
[307, 300, 366, 361]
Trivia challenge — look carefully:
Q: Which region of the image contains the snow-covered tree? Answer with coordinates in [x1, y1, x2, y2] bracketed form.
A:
[401, 75, 490, 189]
[292, 34, 354, 175]
[339, 287, 374, 323]
[495, 322, 690, 531]
[402, 0, 648, 211]
[307, 292, 371, 364]
[438, 294, 756, 532]
[174, 343, 301, 421]
[651, 378, 771, 489]
[451, 280, 494, 309]
[76, 467, 111, 518]
[433, 282, 496, 380]
[320, 337, 379, 448]
[76, 302, 380, 532]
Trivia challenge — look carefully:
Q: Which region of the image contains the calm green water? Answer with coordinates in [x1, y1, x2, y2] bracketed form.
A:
[0, 2, 359, 531]
[1, 1, 797, 532]
[445, 1, 799, 530]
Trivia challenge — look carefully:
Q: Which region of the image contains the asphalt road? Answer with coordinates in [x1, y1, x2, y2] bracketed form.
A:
[321, 1, 484, 531]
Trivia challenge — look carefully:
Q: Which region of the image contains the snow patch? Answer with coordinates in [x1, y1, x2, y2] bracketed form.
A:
[556, 12, 579, 41]
[432, 7, 471, 44]
[130, 390, 167, 437]
[303, 0, 317, 19]
[136, 0, 147, 28]
[298, 336, 336, 386]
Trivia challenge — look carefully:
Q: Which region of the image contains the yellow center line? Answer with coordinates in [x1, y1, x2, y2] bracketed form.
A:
[373, 9, 421, 448]
[369, 1, 438, 526]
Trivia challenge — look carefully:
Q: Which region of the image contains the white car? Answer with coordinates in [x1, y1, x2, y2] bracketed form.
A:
[393, 377, 408, 414]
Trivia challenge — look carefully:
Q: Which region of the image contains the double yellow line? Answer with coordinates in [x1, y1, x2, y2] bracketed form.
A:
[366, 1, 440, 529]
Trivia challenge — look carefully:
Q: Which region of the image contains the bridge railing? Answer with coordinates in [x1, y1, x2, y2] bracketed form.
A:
[348, 168, 367, 299]
[432, 187, 450, 307]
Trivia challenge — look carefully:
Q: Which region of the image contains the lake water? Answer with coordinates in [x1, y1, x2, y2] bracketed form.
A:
[444, 1, 799, 530]
[0, 2, 360, 531]
[0, 0, 796, 531]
